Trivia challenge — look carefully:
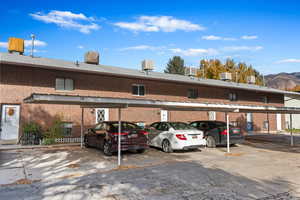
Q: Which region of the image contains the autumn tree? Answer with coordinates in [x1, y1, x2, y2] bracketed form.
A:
[197, 58, 264, 86]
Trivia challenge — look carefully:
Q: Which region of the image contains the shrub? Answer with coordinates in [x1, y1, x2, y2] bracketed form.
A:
[42, 138, 56, 145]
[43, 114, 64, 139]
[22, 122, 42, 145]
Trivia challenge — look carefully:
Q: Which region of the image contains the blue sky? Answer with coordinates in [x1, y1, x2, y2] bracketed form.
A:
[0, 0, 300, 75]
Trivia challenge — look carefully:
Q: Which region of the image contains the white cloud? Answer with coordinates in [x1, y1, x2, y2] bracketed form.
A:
[114, 16, 205, 32]
[241, 35, 258, 40]
[202, 35, 237, 41]
[30, 10, 100, 34]
[0, 40, 47, 49]
[0, 42, 8, 48]
[276, 59, 300, 64]
[77, 45, 84, 49]
[222, 46, 263, 52]
[24, 40, 47, 47]
[169, 48, 218, 56]
[119, 45, 164, 51]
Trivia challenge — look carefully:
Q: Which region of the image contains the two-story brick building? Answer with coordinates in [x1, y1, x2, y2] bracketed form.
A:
[1, 52, 299, 144]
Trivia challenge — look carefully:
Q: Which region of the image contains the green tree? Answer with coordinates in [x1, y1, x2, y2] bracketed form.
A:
[164, 56, 185, 75]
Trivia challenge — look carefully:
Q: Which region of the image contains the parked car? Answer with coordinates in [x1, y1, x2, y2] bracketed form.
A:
[84, 121, 148, 156]
[189, 121, 244, 148]
[147, 122, 206, 152]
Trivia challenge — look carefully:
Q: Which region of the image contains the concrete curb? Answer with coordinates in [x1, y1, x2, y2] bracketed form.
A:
[0, 143, 80, 151]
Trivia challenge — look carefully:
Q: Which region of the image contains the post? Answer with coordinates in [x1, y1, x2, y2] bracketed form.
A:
[226, 112, 230, 153]
[118, 108, 122, 166]
[81, 108, 84, 148]
[290, 114, 294, 146]
[267, 113, 270, 134]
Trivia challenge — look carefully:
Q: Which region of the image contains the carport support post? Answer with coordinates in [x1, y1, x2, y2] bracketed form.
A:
[226, 112, 230, 153]
[81, 108, 84, 148]
[290, 114, 294, 146]
[118, 108, 122, 166]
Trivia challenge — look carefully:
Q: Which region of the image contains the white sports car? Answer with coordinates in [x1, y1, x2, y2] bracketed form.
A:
[148, 122, 207, 152]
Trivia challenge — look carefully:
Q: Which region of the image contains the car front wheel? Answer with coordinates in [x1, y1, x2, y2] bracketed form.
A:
[103, 141, 113, 156]
[162, 139, 173, 153]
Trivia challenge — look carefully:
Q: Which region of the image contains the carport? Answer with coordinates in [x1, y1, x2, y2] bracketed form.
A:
[24, 93, 300, 166]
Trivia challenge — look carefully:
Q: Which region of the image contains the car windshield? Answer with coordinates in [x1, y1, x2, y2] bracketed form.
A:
[169, 122, 196, 130]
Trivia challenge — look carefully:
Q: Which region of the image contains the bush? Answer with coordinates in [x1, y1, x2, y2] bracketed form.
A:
[43, 115, 64, 139]
[42, 138, 56, 145]
[22, 122, 42, 145]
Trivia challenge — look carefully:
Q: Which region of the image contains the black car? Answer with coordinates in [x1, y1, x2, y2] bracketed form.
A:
[190, 121, 244, 148]
[84, 121, 148, 156]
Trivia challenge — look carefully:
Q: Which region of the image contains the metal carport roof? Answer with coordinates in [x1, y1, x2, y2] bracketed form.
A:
[24, 93, 300, 114]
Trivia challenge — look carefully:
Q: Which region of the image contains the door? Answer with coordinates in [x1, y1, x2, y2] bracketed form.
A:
[1, 105, 20, 140]
[95, 108, 109, 123]
[246, 113, 253, 132]
[161, 110, 168, 122]
[276, 114, 282, 131]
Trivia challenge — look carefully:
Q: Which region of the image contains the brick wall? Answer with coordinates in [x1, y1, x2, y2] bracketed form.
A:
[0, 64, 285, 137]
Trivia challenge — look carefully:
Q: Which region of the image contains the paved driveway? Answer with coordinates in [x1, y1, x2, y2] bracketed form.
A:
[0, 141, 300, 200]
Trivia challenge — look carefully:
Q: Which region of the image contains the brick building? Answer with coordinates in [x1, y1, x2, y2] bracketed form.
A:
[1, 52, 299, 144]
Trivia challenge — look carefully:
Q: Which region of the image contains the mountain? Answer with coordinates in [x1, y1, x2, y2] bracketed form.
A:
[265, 72, 300, 91]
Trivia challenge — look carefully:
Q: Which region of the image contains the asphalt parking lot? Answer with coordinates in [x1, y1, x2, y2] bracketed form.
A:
[0, 139, 300, 200]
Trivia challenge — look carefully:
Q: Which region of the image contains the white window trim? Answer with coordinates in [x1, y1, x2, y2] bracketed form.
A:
[132, 84, 145, 96]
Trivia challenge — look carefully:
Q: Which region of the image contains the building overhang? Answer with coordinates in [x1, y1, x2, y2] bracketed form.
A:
[24, 93, 300, 114]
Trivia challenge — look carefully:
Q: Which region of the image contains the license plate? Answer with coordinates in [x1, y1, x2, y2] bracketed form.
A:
[192, 136, 197, 139]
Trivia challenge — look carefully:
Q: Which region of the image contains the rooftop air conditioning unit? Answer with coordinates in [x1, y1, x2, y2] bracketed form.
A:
[220, 72, 232, 81]
[185, 67, 198, 77]
[84, 51, 99, 65]
[247, 76, 256, 84]
[142, 60, 154, 71]
[8, 37, 24, 55]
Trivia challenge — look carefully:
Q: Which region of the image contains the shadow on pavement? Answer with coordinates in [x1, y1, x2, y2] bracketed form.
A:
[0, 147, 299, 200]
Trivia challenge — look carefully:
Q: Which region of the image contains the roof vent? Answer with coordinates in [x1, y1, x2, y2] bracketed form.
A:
[8, 37, 24, 55]
[142, 60, 154, 72]
[185, 67, 198, 77]
[220, 72, 232, 81]
[247, 75, 256, 84]
[84, 51, 99, 65]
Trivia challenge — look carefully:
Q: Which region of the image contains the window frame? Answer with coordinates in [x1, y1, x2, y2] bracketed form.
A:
[61, 122, 73, 137]
[187, 88, 198, 99]
[132, 84, 145, 96]
[55, 78, 74, 91]
[229, 92, 238, 101]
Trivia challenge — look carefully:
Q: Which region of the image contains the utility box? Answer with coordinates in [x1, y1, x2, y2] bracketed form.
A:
[220, 72, 232, 81]
[142, 60, 154, 71]
[8, 37, 24, 54]
[247, 76, 256, 84]
[84, 51, 99, 65]
[185, 67, 198, 77]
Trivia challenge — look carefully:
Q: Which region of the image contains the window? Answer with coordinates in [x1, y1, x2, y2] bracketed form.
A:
[262, 96, 269, 103]
[62, 122, 73, 137]
[157, 123, 169, 131]
[55, 78, 74, 91]
[187, 88, 198, 99]
[132, 84, 145, 96]
[229, 92, 237, 101]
